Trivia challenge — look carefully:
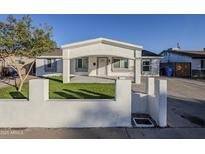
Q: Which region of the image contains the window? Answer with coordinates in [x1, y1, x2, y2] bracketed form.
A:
[76, 57, 88, 72]
[44, 59, 57, 72]
[113, 58, 128, 70]
[142, 60, 151, 72]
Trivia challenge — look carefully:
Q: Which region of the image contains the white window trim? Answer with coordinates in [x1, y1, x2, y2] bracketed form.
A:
[75, 57, 88, 72]
[142, 59, 151, 72]
[112, 57, 129, 71]
[44, 58, 57, 72]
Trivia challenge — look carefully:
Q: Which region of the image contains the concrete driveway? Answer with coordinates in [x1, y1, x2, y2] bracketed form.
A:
[133, 77, 205, 128]
[163, 77, 205, 128]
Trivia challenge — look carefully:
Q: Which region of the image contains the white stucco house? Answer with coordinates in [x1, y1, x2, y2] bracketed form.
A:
[35, 38, 161, 84]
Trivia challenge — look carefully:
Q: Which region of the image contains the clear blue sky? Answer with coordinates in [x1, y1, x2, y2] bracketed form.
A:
[0, 14, 205, 53]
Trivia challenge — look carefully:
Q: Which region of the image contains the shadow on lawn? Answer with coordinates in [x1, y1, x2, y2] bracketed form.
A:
[40, 76, 62, 83]
[79, 89, 113, 99]
[53, 89, 113, 99]
[54, 90, 85, 99]
[53, 91, 74, 99]
[9, 92, 27, 99]
[64, 89, 97, 99]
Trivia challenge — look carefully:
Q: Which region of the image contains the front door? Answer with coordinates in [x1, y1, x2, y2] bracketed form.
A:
[97, 57, 107, 76]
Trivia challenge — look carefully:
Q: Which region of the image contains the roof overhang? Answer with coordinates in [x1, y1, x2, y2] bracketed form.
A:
[61, 38, 143, 50]
[37, 56, 62, 59]
[142, 56, 162, 59]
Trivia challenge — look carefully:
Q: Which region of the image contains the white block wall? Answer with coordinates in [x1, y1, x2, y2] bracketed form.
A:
[131, 77, 167, 127]
[0, 79, 132, 128]
[147, 78, 167, 127]
[132, 92, 148, 113]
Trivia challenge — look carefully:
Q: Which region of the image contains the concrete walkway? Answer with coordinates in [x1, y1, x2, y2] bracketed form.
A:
[70, 76, 115, 83]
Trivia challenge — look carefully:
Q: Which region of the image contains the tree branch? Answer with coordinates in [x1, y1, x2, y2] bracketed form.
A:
[22, 59, 35, 82]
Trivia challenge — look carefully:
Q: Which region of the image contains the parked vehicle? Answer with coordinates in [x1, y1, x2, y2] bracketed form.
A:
[2, 67, 18, 77]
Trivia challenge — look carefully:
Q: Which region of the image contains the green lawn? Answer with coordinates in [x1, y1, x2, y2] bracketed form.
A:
[0, 76, 115, 99]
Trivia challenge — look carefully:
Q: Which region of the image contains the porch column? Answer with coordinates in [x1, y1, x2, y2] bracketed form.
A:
[63, 59, 70, 83]
[63, 49, 70, 83]
[134, 50, 142, 84]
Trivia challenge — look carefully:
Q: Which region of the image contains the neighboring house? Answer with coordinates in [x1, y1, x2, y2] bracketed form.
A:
[141, 50, 161, 76]
[36, 49, 63, 77]
[160, 48, 205, 78]
[36, 38, 161, 84]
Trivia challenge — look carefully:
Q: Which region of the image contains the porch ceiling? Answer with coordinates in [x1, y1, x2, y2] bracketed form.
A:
[68, 54, 136, 60]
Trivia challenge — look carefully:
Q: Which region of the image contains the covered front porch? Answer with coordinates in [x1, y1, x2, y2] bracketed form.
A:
[70, 55, 135, 76]
[61, 38, 143, 84]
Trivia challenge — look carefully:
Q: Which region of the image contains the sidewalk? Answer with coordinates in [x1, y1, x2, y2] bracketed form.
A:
[0, 127, 205, 139]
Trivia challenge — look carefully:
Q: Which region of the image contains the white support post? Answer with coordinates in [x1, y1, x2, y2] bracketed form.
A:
[147, 78, 167, 127]
[156, 79, 167, 127]
[29, 79, 49, 103]
[134, 50, 142, 84]
[148, 77, 155, 96]
[63, 59, 70, 83]
[144, 77, 148, 94]
[115, 79, 132, 127]
[63, 48, 70, 83]
[115, 79, 131, 101]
